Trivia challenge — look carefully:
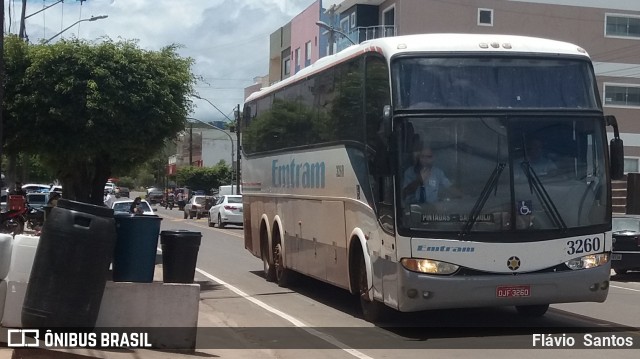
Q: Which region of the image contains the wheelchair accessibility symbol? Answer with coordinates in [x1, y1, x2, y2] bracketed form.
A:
[517, 200, 532, 215]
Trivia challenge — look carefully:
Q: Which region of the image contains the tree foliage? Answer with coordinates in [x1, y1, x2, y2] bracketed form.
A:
[2, 36, 196, 204]
[176, 161, 231, 193]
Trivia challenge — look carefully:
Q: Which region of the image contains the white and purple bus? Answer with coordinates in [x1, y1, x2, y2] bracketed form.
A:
[241, 34, 624, 322]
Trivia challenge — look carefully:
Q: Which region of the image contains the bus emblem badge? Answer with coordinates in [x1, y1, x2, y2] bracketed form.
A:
[507, 256, 521, 271]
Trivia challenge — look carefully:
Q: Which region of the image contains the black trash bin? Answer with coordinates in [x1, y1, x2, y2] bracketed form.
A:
[160, 230, 202, 283]
[43, 205, 53, 222]
[112, 213, 162, 282]
[22, 199, 116, 328]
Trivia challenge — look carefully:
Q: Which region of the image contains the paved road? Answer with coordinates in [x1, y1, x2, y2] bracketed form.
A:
[157, 205, 640, 358]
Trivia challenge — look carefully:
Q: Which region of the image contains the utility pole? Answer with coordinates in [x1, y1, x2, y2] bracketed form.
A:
[19, 0, 27, 40]
[0, 0, 5, 188]
[327, 4, 338, 55]
[235, 104, 241, 195]
[189, 123, 193, 166]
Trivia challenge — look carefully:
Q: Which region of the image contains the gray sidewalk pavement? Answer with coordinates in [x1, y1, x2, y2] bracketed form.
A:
[0, 263, 270, 359]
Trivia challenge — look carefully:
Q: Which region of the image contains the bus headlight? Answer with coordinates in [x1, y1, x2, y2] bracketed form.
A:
[401, 258, 459, 275]
[565, 253, 609, 270]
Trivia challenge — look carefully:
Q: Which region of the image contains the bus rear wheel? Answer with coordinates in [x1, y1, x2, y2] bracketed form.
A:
[262, 241, 276, 282]
[274, 242, 296, 287]
[516, 304, 549, 317]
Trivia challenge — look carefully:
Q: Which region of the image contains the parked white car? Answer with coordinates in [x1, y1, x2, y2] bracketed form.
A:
[109, 198, 156, 215]
[22, 183, 50, 193]
[208, 195, 243, 228]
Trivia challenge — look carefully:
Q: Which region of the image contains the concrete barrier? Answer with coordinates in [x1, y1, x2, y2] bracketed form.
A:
[96, 281, 200, 350]
[0, 234, 12, 280]
[1, 281, 27, 328]
[0, 280, 6, 325]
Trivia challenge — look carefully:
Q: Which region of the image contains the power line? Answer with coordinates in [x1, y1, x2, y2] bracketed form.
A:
[191, 33, 266, 52]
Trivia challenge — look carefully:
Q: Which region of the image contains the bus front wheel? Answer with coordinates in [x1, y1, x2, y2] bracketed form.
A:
[516, 304, 549, 317]
[358, 254, 387, 323]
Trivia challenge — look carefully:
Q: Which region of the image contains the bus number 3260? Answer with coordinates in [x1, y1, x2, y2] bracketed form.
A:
[566, 237, 601, 255]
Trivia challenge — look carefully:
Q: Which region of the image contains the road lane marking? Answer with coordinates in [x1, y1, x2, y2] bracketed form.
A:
[195, 267, 374, 359]
[156, 212, 244, 238]
[611, 284, 640, 292]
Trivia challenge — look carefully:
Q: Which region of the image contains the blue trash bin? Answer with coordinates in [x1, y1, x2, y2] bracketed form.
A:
[112, 213, 162, 282]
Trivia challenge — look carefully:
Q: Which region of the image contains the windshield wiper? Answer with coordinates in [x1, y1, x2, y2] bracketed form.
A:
[520, 161, 567, 230]
[459, 162, 505, 238]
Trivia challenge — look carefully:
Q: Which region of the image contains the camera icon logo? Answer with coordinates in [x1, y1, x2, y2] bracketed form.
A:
[7, 329, 40, 347]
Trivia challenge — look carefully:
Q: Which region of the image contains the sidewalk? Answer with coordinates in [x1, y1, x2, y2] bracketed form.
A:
[0, 262, 266, 359]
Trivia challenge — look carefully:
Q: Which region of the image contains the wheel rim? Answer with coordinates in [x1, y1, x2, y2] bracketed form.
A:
[274, 243, 284, 280]
[262, 250, 270, 274]
[359, 257, 369, 300]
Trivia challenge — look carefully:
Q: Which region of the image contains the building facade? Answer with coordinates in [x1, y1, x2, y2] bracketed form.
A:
[291, 1, 323, 75]
[172, 127, 237, 171]
[269, 22, 292, 85]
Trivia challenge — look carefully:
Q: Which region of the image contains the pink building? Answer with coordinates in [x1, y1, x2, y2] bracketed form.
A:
[290, 1, 322, 76]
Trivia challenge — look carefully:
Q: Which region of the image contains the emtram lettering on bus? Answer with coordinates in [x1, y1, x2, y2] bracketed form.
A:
[417, 245, 475, 253]
[272, 159, 326, 188]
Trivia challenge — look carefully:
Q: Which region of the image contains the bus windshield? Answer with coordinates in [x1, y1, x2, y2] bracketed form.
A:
[393, 57, 599, 110]
[397, 116, 608, 238]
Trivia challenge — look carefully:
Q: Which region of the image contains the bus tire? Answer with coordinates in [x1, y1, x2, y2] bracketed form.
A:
[274, 242, 296, 287]
[357, 252, 387, 323]
[516, 304, 549, 317]
[262, 236, 276, 282]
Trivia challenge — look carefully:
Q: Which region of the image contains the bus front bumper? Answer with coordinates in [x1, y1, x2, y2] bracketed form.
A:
[395, 263, 610, 312]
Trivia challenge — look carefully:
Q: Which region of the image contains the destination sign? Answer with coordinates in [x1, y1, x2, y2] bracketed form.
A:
[421, 213, 494, 223]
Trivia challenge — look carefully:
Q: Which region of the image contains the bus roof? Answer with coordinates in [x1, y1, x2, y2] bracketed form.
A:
[245, 33, 590, 103]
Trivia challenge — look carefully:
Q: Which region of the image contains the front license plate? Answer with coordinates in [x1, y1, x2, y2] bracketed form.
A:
[496, 285, 530, 298]
[611, 253, 622, 260]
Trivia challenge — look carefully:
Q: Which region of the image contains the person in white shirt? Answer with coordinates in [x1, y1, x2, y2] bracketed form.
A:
[104, 189, 121, 208]
[525, 138, 557, 176]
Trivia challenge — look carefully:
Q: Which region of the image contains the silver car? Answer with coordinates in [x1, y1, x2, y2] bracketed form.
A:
[183, 195, 210, 219]
[208, 195, 243, 228]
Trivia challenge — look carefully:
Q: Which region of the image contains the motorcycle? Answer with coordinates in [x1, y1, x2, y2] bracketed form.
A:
[0, 207, 26, 235]
[165, 197, 174, 210]
[25, 205, 45, 232]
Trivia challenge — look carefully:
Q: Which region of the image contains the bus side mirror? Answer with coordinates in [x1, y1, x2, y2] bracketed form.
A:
[610, 138, 624, 180]
[606, 115, 624, 180]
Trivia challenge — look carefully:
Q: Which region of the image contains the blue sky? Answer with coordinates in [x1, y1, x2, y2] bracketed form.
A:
[3, 0, 331, 122]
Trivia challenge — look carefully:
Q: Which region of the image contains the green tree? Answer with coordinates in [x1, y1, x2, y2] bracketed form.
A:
[114, 176, 136, 190]
[3, 36, 195, 204]
[176, 161, 231, 193]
